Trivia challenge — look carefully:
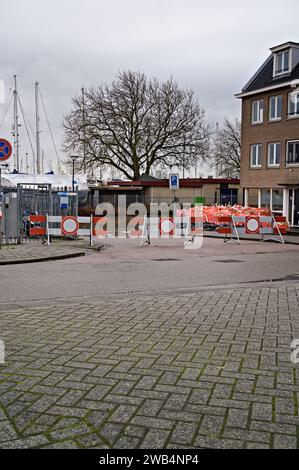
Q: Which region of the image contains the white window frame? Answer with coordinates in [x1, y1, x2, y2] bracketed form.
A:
[251, 99, 264, 124]
[250, 144, 262, 168]
[288, 91, 299, 118]
[269, 95, 282, 121]
[274, 49, 291, 76]
[286, 140, 299, 166]
[268, 142, 281, 167]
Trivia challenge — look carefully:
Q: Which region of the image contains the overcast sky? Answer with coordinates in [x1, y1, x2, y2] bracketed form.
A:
[0, 0, 298, 174]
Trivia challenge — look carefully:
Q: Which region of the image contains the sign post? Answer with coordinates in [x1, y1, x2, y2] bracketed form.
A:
[0, 139, 12, 249]
[169, 174, 180, 208]
[169, 174, 179, 191]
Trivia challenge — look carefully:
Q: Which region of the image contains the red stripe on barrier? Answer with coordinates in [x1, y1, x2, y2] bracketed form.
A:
[217, 216, 232, 224]
[217, 227, 232, 234]
[29, 215, 46, 223]
[29, 227, 46, 236]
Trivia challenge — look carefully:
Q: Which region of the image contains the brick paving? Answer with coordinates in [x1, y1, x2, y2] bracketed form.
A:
[0, 284, 299, 449]
[0, 240, 91, 264]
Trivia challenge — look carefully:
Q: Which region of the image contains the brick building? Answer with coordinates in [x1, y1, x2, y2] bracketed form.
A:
[236, 41, 299, 226]
[86, 177, 240, 211]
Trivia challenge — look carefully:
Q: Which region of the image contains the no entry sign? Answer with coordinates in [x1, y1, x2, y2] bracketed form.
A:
[0, 138, 12, 161]
[245, 216, 260, 234]
[160, 217, 175, 236]
[61, 216, 79, 236]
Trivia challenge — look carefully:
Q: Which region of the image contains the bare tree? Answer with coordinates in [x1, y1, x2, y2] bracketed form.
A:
[63, 71, 210, 180]
[212, 118, 241, 178]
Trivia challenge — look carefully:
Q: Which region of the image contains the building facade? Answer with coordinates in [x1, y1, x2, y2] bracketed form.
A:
[237, 41, 299, 226]
[103, 178, 240, 207]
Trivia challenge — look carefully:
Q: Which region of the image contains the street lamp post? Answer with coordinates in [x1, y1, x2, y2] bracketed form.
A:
[70, 155, 79, 192]
[70, 155, 80, 218]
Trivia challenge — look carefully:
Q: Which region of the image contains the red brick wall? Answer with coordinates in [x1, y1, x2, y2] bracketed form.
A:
[240, 85, 299, 188]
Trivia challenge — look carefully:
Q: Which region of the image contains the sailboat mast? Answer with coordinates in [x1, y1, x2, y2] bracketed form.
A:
[35, 81, 41, 174]
[13, 75, 20, 172]
[82, 87, 86, 173]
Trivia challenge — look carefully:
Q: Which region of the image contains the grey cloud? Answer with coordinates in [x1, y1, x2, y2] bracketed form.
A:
[0, 0, 298, 172]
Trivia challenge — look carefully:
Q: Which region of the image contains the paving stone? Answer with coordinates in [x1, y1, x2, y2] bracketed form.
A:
[49, 423, 91, 441]
[29, 395, 61, 413]
[1, 434, 49, 448]
[198, 415, 224, 435]
[131, 416, 174, 430]
[51, 417, 80, 430]
[110, 404, 138, 424]
[226, 409, 249, 429]
[140, 429, 171, 448]
[189, 389, 211, 404]
[56, 390, 87, 406]
[42, 440, 80, 449]
[273, 434, 298, 449]
[84, 385, 111, 401]
[0, 421, 19, 443]
[275, 397, 295, 415]
[124, 425, 147, 439]
[250, 420, 297, 435]
[114, 435, 141, 448]
[159, 409, 201, 424]
[246, 442, 271, 449]
[76, 433, 108, 448]
[170, 422, 198, 445]
[223, 428, 271, 444]
[138, 399, 163, 417]
[163, 394, 189, 411]
[194, 436, 245, 449]
[99, 423, 124, 445]
[251, 403, 273, 422]
[1, 284, 299, 449]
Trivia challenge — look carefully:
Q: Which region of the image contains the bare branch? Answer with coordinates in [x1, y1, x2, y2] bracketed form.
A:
[63, 71, 210, 180]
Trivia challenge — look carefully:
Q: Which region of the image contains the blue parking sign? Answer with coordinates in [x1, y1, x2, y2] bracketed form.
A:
[169, 174, 179, 190]
[60, 194, 69, 209]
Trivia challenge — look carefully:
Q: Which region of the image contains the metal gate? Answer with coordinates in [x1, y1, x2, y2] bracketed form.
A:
[0, 184, 80, 243]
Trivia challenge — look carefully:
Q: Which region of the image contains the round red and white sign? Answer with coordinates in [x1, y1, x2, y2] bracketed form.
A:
[61, 216, 79, 236]
[0, 138, 12, 161]
[245, 216, 260, 234]
[160, 217, 175, 236]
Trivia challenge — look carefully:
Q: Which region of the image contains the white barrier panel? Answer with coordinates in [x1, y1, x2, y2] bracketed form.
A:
[140, 214, 203, 247]
[216, 215, 285, 244]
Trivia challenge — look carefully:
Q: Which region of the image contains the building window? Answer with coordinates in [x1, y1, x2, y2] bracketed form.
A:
[288, 91, 299, 118]
[272, 189, 283, 212]
[251, 99, 263, 124]
[269, 95, 282, 121]
[268, 142, 280, 167]
[286, 140, 299, 165]
[250, 144, 262, 167]
[261, 189, 271, 208]
[275, 50, 290, 75]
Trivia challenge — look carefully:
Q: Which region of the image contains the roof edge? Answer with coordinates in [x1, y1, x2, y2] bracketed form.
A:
[241, 55, 273, 93]
[235, 80, 294, 98]
[270, 41, 299, 53]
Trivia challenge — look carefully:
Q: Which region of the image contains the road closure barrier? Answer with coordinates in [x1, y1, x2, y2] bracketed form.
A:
[29, 206, 288, 246]
[216, 214, 287, 244]
[140, 211, 203, 248]
[29, 215, 102, 246]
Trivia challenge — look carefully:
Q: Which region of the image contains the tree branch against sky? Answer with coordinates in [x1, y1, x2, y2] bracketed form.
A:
[211, 118, 241, 178]
[63, 71, 211, 180]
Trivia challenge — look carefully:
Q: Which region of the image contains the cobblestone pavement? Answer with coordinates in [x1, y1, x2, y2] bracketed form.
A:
[0, 283, 299, 449]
